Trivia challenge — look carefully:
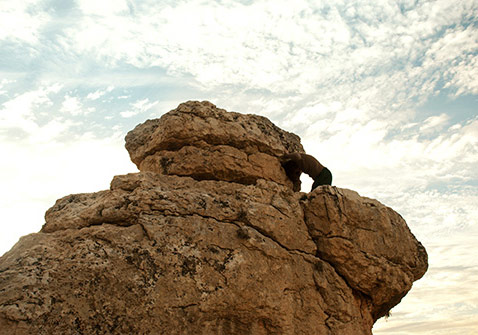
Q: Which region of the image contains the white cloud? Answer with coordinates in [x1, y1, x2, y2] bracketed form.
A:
[120, 98, 158, 118]
[2, 0, 477, 106]
[425, 26, 477, 66]
[445, 55, 478, 96]
[297, 110, 477, 201]
[63, 0, 476, 101]
[0, 84, 62, 134]
[0, 0, 49, 44]
[131, 98, 158, 112]
[5, 0, 473, 116]
[119, 110, 137, 118]
[61, 95, 83, 115]
[86, 91, 103, 100]
[77, 0, 130, 15]
[86, 86, 114, 100]
[0, 79, 14, 95]
[419, 114, 450, 134]
[30, 119, 75, 143]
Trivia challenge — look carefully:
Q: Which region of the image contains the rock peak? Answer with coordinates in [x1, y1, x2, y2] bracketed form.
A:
[0, 101, 427, 335]
[125, 100, 304, 187]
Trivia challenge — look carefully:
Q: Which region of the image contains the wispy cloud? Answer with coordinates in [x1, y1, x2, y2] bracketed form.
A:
[419, 114, 450, 134]
[120, 98, 158, 117]
[86, 86, 114, 100]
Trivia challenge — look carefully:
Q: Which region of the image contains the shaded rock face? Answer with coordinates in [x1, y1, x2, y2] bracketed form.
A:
[0, 101, 427, 335]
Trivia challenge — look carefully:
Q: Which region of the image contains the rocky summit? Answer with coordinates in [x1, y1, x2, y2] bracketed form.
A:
[0, 101, 427, 335]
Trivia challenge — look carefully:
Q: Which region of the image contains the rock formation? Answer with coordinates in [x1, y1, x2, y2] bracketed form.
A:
[0, 101, 427, 335]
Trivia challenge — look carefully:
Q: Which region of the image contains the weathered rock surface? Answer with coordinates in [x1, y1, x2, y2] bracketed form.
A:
[0, 101, 428, 335]
[302, 187, 428, 321]
[125, 100, 304, 187]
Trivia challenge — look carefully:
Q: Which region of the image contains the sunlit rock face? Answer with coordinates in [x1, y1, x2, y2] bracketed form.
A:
[0, 101, 427, 335]
[125, 100, 304, 187]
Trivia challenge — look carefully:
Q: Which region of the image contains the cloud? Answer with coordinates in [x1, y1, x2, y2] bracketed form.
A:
[4, 0, 476, 119]
[61, 95, 83, 115]
[445, 55, 478, 96]
[131, 98, 158, 113]
[0, 0, 49, 44]
[296, 101, 477, 186]
[120, 98, 158, 118]
[86, 86, 114, 100]
[77, 0, 131, 15]
[419, 113, 450, 134]
[0, 79, 15, 95]
[0, 84, 63, 136]
[120, 111, 138, 118]
[64, 0, 474, 103]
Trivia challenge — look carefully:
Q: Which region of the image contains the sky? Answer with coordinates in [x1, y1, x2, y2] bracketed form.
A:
[0, 0, 477, 333]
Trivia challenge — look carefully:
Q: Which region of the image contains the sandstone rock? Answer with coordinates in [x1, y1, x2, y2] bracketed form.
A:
[0, 101, 428, 335]
[43, 173, 317, 255]
[125, 101, 304, 187]
[302, 187, 428, 321]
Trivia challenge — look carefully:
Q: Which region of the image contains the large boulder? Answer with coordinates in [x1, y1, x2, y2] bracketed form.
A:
[302, 187, 428, 320]
[0, 101, 427, 335]
[124, 101, 304, 187]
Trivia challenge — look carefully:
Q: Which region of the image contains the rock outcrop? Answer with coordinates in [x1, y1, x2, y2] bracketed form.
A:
[124, 101, 303, 187]
[0, 101, 427, 335]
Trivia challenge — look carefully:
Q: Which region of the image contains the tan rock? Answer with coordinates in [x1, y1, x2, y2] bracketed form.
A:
[302, 186, 428, 320]
[125, 100, 304, 187]
[0, 101, 427, 335]
[43, 172, 317, 255]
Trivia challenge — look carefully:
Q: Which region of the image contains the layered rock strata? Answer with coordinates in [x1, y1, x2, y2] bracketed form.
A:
[125, 101, 303, 187]
[0, 101, 427, 335]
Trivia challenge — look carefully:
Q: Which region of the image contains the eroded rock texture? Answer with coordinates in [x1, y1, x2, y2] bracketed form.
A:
[124, 100, 303, 187]
[0, 101, 427, 335]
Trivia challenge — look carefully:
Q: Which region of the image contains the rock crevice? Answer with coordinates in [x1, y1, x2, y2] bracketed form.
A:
[0, 101, 427, 335]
